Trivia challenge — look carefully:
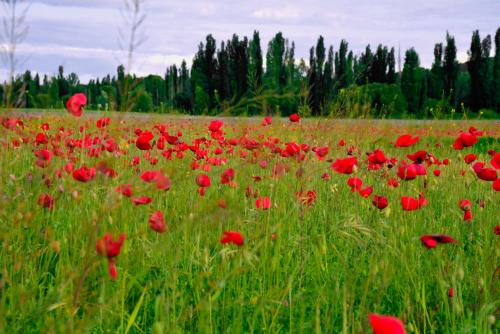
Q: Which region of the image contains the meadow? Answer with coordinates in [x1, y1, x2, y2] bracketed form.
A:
[0, 104, 499, 333]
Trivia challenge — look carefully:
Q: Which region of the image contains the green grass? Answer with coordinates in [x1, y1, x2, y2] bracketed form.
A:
[0, 114, 498, 333]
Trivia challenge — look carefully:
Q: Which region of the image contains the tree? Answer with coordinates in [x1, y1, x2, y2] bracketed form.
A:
[265, 32, 286, 91]
[443, 32, 458, 101]
[371, 44, 388, 83]
[494, 28, 500, 111]
[468, 30, 491, 111]
[401, 48, 425, 114]
[248, 30, 263, 89]
[387, 47, 397, 84]
[429, 43, 444, 99]
[336, 39, 349, 89]
[355, 45, 373, 85]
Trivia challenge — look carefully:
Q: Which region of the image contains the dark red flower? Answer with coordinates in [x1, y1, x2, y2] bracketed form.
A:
[141, 170, 160, 182]
[401, 193, 427, 211]
[132, 196, 152, 205]
[420, 234, 457, 249]
[490, 152, 500, 169]
[221, 168, 235, 185]
[38, 193, 55, 210]
[96, 117, 110, 128]
[96, 233, 125, 280]
[149, 210, 166, 233]
[136, 130, 154, 150]
[331, 157, 357, 174]
[395, 134, 419, 148]
[289, 113, 300, 122]
[256, 196, 271, 210]
[372, 195, 389, 210]
[66, 93, 87, 117]
[208, 120, 224, 132]
[72, 166, 96, 182]
[296, 190, 317, 206]
[220, 231, 244, 246]
[464, 154, 477, 164]
[116, 184, 133, 197]
[472, 162, 497, 181]
[196, 174, 211, 188]
[347, 177, 363, 192]
[368, 313, 406, 334]
[453, 132, 478, 150]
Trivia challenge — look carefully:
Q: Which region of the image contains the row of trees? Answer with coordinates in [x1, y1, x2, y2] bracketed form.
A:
[2, 28, 499, 116]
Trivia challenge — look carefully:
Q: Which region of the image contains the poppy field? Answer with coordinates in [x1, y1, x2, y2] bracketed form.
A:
[0, 101, 499, 333]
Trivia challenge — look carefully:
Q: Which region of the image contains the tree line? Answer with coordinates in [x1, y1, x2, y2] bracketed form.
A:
[2, 28, 499, 117]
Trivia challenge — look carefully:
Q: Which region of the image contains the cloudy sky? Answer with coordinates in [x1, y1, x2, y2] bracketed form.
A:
[2, 0, 499, 82]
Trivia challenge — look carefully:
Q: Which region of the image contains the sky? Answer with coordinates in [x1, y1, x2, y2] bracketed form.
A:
[1, 0, 499, 83]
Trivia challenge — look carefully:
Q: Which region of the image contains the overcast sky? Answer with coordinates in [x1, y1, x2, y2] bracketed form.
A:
[1, 0, 499, 82]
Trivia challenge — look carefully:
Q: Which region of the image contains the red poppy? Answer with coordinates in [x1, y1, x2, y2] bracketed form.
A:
[256, 196, 271, 210]
[433, 169, 441, 176]
[261, 116, 272, 126]
[116, 184, 133, 197]
[448, 287, 454, 298]
[494, 225, 500, 235]
[368, 149, 388, 166]
[372, 195, 388, 210]
[493, 178, 500, 191]
[420, 234, 457, 249]
[394, 134, 419, 148]
[66, 93, 87, 117]
[73, 166, 96, 182]
[196, 174, 211, 188]
[155, 174, 171, 191]
[149, 210, 166, 233]
[359, 186, 373, 198]
[132, 196, 152, 205]
[459, 199, 472, 211]
[208, 120, 224, 132]
[141, 170, 160, 182]
[464, 154, 477, 164]
[472, 162, 497, 181]
[313, 146, 329, 160]
[296, 190, 317, 206]
[368, 314, 406, 334]
[387, 178, 399, 188]
[38, 193, 55, 210]
[491, 152, 500, 169]
[407, 150, 427, 164]
[397, 163, 417, 181]
[35, 149, 52, 168]
[347, 177, 363, 192]
[289, 113, 300, 122]
[331, 157, 357, 174]
[35, 132, 48, 145]
[96, 233, 125, 280]
[221, 168, 235, 185]
[96, 117, 110, 128]
[453, 132, 478, 150]
[401, 193, 427, 211]
[136, 130, 154, 150]
[220, 231, 244, 246]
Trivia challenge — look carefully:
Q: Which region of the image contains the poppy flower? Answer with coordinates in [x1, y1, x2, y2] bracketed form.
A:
[96, 233, 125, 280]
[395, 134, 419, 148]
[347, 177, 363, 192]
[208, 120, 224, 132]
[387, 178, 399, 188]
[433, 169, 441, 176]
[155, 174, 171, 191]
[66, 93, 87, 117]
[420, 234, 457, 249]
[149, 210, 166, 233]
[132, 196, 152, 205]
[38, 193, 55, 210]
[136, 130, 154, 150]
[96, 117, 110, 128]
[261, 116, 272, 126]
[313, 146, 329, 160]
[368, 149, 388, 166]
[256, 197, 271, 210]
[116, 184, 133, 197]
[372, 195, 388, 210]
[491, 152, 500, 169]
[296, 190, 317, 206]
[289, 113, 300, 122]
[493, 178, 500, 192]
[368, 313, 406, 334]
[448, 287, 454, 298]
[196, 174, 211, 188]
[220, 231, 244, 246]
[407, 150, 427, 164]
[221, 168, 235, 185]
[494, 225, 500, 235]
[453, 132, 478, 150]
[359, 186, 373, 198]
[397, 163, 417, 181]
[472, 162, 497, 181]
[464, 154, 477, 164]
[141, 170, 160, 182]
[401, 193, 427, 211]
[331, 157, 357, 174]
[73, 166, 96, 182]
[35, 132, 48, 145]
[35, 149, 52, 168]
